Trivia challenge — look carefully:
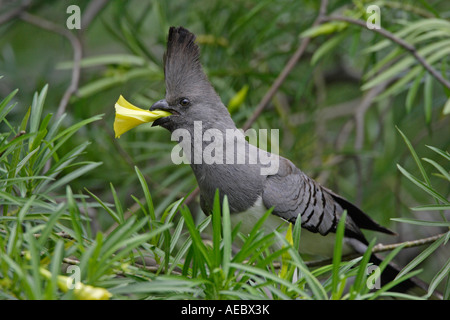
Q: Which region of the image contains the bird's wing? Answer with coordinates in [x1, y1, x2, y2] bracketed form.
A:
[262, 157, 395, 245]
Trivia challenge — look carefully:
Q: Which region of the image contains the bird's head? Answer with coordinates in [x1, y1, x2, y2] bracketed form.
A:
[150, 26, 233, 133]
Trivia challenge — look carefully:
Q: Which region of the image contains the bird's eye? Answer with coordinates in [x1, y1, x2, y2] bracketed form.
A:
[179, 98, 190, 107]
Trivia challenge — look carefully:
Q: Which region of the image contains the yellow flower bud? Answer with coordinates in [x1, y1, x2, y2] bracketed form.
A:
[40, 266, 112, 300]
[114, 95, 171, 138]
[228, 85, 249, 113]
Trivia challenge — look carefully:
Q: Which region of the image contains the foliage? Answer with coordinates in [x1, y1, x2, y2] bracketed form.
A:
[0, 0, 449, 300]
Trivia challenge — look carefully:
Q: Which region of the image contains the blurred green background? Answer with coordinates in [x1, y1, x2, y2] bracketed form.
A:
[0, 0, 449, 291]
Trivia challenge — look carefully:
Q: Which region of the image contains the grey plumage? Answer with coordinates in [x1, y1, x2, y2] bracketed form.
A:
[149, 27, 429, 294]
[152, 26, 393, 246]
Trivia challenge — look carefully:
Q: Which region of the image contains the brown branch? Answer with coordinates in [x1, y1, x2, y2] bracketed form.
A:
[305, 232, 447, 268]
[19, 12, 82, 118]
[372, 232, 447, 253]
[81, 0, 109, 31]
[0, 0, 31, 25]
[242, 0, 329, 131]
[0, 130, 26, 157]
[322, 15, 450, 90]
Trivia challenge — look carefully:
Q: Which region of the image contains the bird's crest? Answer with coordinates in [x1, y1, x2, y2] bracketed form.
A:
[164, 26, 212, 99]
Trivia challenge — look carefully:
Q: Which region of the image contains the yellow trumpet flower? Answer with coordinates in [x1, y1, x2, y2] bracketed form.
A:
[114, 95, 171, 138]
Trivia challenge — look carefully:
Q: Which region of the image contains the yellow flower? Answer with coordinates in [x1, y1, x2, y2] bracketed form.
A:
[114, 95, 171, 138]
[40, 267, 112, 300]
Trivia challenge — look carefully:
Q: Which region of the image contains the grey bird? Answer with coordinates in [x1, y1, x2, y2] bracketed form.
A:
[150, 26, 426, 293]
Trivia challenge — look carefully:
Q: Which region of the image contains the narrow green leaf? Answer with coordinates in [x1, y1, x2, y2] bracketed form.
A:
[397, 164, 449, 203]
[67, 185, 84, 250]
[422, 158, 450, 181]
[222, 195, 232, 277]
[397, 235, 446, 280]
[426, 145, 450, 161]
[397, 127, 431, 186]
[292, 213, 302, 251]
[428, 257, 450, 298]
[46, 162, 102, 193]
[29, 85, 48, 150]
[135, 166, 155, 222]
[443, 97, 450, 115]
[180, 205, 212, 268]
[46, 240, 64, 299]
[406, 70, 424, 113]
[424, 73, 433, 124]
[0, 88, 19, 122]
[85, 188, 121, 224]
[391, 217, 450, 227]
[412, 204, 450, 211]
[350, 238, 376, 298]
[331, 210, 347, 300]
[110, 183, 124, 224]
[212, 190, 222, 268]
[311, 33, 347, 66]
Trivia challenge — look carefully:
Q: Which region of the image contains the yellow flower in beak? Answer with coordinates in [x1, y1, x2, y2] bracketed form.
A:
[114, 95, 171, 138]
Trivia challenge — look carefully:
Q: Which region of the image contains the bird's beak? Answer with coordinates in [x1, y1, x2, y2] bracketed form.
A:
[150, 99, 170, 112]
[150, 99, 177, 127]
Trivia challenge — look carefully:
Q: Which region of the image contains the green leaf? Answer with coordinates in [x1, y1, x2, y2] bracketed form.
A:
[0, 88, 19, 122]
[46, 162, 103, 194]
[406, 69, 425, 113]
[396, 234, 447, 280]
[301, 22, 348, 38]
[423, 73, 433, 124]
[427, 145, 450, 161]
[422, 158, 450, 181]
[311, 33, 347, 66]
[331, 210, 347, 300]
[135, 166, 155, 222]
[443, 97, 450, 115]
[396, 164, 449, 203]
[57, 54, 146, 69]
[349, 238, 376, 298]
[110, 183, 124, 224]
[212, 190, 222, 268]
[222, 195, 232, 277]
[29, 85, 48, 150]
[180, 205, 212, 269]
[412, 204, 450, 211]
[396, 128, 429, 183]
[391, 217, 450, 227]
[428, 257, 450, 298]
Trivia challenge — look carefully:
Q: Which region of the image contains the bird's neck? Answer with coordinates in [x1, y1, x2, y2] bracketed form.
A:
[176, 123, 265, 213]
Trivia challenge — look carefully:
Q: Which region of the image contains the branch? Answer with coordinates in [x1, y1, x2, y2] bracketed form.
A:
[372, 232, 447, 253]
[20, 12, 82, 118]
[242, 0, 329, 131]
[0, 0, 31, 25]
[322, 15, 450, 90]
[305, 232, 447, 268]
[81, 0, 109, 31]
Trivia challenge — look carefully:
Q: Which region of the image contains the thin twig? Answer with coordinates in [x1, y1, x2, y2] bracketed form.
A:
[0, 0, 31, 25]
[305, 232, 447, 268]
[242, 0, 329, 131]
[372, 232, 447, 253]
[323, 15, 450, 90]
[0, 130, 26, 157]
[19, 12, 82, 118]
[81, 0, 109, 31]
